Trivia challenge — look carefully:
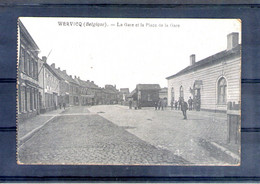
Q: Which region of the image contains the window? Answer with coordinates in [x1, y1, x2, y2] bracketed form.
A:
[171, 87, 175, 101]
[20, 86, 26, 112]
[27, 87, 30, 111]
[148, 94, 152, 101]
[24, 52, 28, 74]
[218, 77, 227, 104]
[19, 48, 25, 72]
[180, 86, 184, 99]
[30, 88, 33, 110]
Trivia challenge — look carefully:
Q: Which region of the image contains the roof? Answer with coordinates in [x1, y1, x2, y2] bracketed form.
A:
[44, 63, 62, 80]
[76, 78, 100, 89]
[136, 84, 161, 90]
[19, 20, 39, 51]
[102, 88, 117, 94]
[50, 66, 78, 85]
[166, 44, 241, 80]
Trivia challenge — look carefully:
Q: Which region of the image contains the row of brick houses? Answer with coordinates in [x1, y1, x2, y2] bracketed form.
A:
[17, 20, 124, 122]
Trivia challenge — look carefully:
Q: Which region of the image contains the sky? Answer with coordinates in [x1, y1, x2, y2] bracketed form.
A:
[20, 18, 241, 92]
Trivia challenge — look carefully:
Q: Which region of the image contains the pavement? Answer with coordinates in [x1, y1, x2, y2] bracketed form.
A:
[17, 105, 240, 165]
[88, 105, 240, 165]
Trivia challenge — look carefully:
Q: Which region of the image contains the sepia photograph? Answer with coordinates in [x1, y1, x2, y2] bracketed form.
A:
[17, 17, 241, 165]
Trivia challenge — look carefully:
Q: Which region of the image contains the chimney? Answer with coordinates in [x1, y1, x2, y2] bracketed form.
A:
[74, 75, 77, 79]
[51, 63, 55, 68]
[62, 70, 66, 74]
[227, 32, 239, 50]
[91, 81, 94, 83]
[42, 56, 47, 63]
[190, 54, 196, 66]
[58, 67, 60, 70]
[87, 80, 90, 82]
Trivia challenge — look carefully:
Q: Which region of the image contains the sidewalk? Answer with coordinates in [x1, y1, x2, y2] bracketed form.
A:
[17, 108, 68, 147]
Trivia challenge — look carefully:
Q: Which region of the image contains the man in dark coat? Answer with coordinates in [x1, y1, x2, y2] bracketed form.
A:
[181, 100, 188, 119]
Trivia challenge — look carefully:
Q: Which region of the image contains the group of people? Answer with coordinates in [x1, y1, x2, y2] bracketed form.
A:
[170, 97, 194, 111]
[169, 97, 195, 120]
[128, 96, 195, 120]
[154, 98, 168, 110]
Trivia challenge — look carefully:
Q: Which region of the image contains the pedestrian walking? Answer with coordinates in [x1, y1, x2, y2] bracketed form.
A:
[59, 102, 62, 109]
[181, 100, 188, 119]
[63, 102, 66, 110]
[188, 96, 193, 111]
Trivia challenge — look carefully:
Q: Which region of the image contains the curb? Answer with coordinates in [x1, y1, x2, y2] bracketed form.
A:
[198, 138, 240, 164]
[210, 141, 240, 161]
[18, 116, 57, 148]
[17, 108, 67, 148]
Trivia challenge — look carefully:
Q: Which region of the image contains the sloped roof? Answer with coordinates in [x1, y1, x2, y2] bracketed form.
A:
[76, 78, 100, 89]
[136, 84, 161, 90]
[166, 44, 241, 80]
[50, 66, 78, 85]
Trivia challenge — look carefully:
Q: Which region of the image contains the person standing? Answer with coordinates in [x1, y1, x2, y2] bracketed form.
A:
[161, 99, 164, 111]
[175, 100, 178, 110]
[181, 100, 188, 119]
[129, 100, 132, 109]
[171, 100, 174, 110]
[188, 97, 193, 111]
[154, 100, 158, 110]
[158, 99, 161, 110]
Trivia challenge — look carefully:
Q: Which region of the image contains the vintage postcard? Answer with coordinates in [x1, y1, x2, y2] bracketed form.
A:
[17, 17, 241, 165]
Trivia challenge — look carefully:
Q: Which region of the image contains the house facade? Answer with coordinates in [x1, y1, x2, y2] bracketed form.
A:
[17, 20, 40, 122]
[38, 58, 61, 113]
[166, 32, 241, 112]
[129, 84, 160, 107]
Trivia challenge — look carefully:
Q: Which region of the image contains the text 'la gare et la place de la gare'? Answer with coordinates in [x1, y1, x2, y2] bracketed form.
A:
[116, 22, 180, 28]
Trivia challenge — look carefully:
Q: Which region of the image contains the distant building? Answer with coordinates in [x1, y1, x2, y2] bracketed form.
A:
[159, 87, 168, 100]
[129, 84, 160, 107]
[17, 20, 40, 121]
[74, 78, 101, 106]
[120, 88, 130, 101]
[50, 66, 70, 107]
[166, 32, 241, 112]
[38, 58, 61, 113]
[102, 85, 120, 104]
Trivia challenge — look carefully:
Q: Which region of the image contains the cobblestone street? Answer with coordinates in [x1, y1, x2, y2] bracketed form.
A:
[17, 105, 240, 165]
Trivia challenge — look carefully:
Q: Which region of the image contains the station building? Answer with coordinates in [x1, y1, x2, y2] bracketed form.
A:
[166, 32, 241, 113]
